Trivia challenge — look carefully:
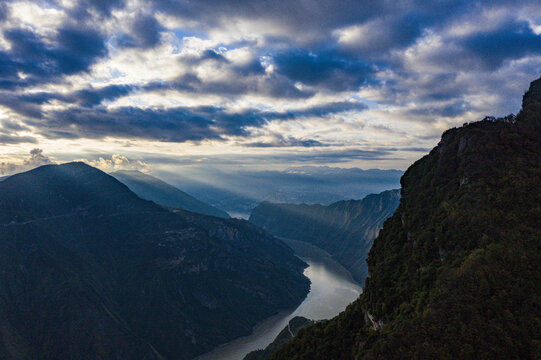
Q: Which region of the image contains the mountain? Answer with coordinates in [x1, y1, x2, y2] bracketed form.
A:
[243, 317, 315, 360]
[268, 79, 541, 359]
[156, 167, 403, 218]
[110, 170, 229, 218]
[249, 189, 400, 284]
[0, 162, 310, 360]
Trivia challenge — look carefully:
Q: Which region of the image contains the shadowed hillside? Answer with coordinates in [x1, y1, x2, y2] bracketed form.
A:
[111, 170, 229, 218]
[244, 317, 315, 360]
[0, 163, 309, 360]
[269, 78, 541, 360]
[250, 190, 400, 284]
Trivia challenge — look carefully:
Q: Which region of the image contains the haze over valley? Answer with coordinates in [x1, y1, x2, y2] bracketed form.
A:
[1, 1, 541, 359]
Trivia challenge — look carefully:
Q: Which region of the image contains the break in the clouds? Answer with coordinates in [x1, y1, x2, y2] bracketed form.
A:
[2, 0, 541, 171]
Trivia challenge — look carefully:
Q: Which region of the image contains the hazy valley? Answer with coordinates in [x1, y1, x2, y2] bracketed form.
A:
[1, 1, 540, 358]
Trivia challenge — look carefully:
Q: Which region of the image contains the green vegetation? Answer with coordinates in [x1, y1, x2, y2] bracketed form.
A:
[270, 78, 541, 359]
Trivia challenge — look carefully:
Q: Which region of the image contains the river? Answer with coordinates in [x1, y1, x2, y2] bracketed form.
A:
[195, 239, 362, 360]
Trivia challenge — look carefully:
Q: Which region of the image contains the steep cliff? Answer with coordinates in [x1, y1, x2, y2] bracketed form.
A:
[250, 190, 400, 284]
[269, 78, 541, 359]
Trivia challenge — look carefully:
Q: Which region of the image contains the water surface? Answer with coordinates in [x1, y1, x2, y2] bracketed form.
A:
[196, 240, 361, 360]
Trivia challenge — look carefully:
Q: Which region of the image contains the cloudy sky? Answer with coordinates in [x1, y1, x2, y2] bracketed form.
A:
[1, 0, 541, 175]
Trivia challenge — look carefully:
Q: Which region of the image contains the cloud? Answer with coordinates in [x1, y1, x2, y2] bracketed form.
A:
[0, 148, 54, 175]
[26, 101, 366, 142]
[245, 134, 329, 148]
[334, 13, 430, 56]
[0, 84, 136, 118]
[0, 149, 151, 177]
[0, 119, 37, 145]
[407, 100, 470, 118]
[2, 0, 541, 172]
[0, 134, 37, 145]
[148, 0, 396, 44]
[0, 92, 48, 118]
[117, 14, 163, 49]
[137, 149, 394, 171]
[37, 106, 222, 141]
[68, 0, 125, 19]
[0, 25, 106, 89]
[459, 20, 541, 70]
[151, 55, 312, 99]
[0, 1, 9, 21]
[81, 154, 151, 172]
[273, 49, 375, 91]
[73, 85, 137, 107]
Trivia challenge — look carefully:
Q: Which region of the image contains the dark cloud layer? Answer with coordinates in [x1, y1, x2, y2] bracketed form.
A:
[149, 0, 393, 38]
[21, 101, 366, 142]
[68, 0, 125, 19]
[0, 26, 106, 89]
[273, 49, 375, 91]
[460, 21, 541, 70]
[247, 136, 328, 148]
[2, 0, 541, 156]
[74, 85, 137, 107]
[0, 84, 137, 119]
[0, 1, 8, 21]
[147, 70, 314, 99]
[117, 14, 163, 49]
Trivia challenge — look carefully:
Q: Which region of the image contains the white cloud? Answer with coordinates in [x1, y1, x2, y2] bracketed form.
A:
[0, 148, 54, 175]
[334, 21, 381, 49]
[81, 154, 151, 173]
[7, 1, 65, 36]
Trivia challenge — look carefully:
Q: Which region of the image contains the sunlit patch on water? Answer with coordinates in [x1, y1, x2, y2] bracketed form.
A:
[195, 257, 362, 360]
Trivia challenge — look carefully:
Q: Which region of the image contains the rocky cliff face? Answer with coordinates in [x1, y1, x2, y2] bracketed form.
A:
[269, 78, 541, 359]
[0, 163, 309, 360]
[249, 190, 400, 284]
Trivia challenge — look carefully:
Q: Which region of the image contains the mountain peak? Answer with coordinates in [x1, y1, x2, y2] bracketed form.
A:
[0, 162, 309, 360]
[519, 76, 541, 128]
[522, 76, 541, 111]
[0, 162, 152, 224]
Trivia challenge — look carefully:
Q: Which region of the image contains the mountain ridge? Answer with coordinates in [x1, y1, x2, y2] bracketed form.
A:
[0, 162, 309, 360]
[268, 78, 541, 359]
[110, 169, 230, 218]
[249, 189, 400, 284]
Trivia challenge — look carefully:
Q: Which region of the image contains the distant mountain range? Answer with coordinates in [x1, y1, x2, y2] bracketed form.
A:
[156, 167, 403, 217]
[0, 162, 309, 360]
[250, 189, 400, 285]
[268, 77, 541, 359]
[110, 170, 229, 218]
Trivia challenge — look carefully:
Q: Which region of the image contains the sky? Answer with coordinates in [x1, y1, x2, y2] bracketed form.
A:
[1, 0, 541, 176]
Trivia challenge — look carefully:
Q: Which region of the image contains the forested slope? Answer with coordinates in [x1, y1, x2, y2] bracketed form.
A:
[270, 78, 541, 360]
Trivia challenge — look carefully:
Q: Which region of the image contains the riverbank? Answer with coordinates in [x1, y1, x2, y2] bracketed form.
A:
[195, 241, 362, 360]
